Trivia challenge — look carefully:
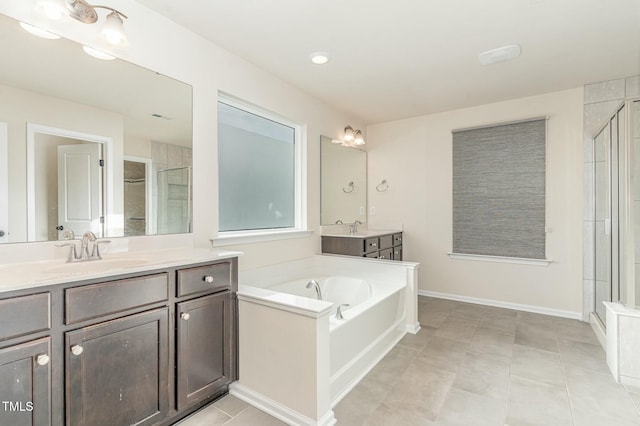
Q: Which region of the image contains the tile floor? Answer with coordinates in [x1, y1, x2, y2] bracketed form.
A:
[178, 297, 640, 425]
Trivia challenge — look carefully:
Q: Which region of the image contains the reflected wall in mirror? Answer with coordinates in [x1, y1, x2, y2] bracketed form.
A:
[320, 135, 366, 225]
[0, 12, 192, 243]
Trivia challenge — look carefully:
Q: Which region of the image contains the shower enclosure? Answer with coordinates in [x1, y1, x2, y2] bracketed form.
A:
[593, 100, 640, 325]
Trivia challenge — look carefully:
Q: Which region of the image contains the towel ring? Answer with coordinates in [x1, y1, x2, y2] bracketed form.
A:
[343, 181, 355, 193]
[376, 179, 389, 192]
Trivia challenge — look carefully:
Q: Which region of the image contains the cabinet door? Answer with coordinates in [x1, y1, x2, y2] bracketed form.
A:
[0, 338, 51, 426]
[176, 291, 233, 410]
[65, 308, 169, 426]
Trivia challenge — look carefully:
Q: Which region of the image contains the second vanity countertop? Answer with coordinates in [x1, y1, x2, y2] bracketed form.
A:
[0, 247, 243, 294]
[321, 228, 401, 238]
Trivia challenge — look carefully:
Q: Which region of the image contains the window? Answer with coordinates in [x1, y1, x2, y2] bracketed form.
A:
[451, 117, 547, 262]
[217, 97, 305, 239]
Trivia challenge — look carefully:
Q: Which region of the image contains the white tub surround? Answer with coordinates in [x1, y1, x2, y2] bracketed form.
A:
[232, 255, 419, 425]
[605, 302, 640, 389]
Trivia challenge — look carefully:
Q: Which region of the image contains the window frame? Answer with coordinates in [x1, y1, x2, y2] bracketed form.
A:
[212, 94, 309, 247]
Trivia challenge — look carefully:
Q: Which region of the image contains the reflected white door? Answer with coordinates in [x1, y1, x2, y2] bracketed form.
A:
[57, 143, 103, 239]
[0, 122, 7, 243]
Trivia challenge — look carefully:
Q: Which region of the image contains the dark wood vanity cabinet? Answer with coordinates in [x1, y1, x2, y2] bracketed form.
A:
[0, 337, 51, 426]
[0, 256, 238, 426]
[322, 232, 403, 260]
[176, 291, 234, 409]
[65, 308, 169, 426]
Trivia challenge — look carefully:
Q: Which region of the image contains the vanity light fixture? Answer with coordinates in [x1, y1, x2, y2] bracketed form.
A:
[65, 0, 128, 47]
[340, 125, 365, 147]
[82, 45, 115, 60]
[36, 0, 66, 20]
[19, 22, 61, 39]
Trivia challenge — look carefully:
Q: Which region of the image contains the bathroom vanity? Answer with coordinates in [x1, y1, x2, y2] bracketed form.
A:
[322, 230, 403, 260]
[0, 249, 239, 426]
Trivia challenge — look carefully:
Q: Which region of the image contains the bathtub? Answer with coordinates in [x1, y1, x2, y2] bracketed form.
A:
[232, 255, 419, 425]
[259, 274, 407, 403]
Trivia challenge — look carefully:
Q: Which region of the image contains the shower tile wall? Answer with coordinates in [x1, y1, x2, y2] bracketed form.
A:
[583, 75, 640, 321]
[151, 141, 192, 234]
[124, 161, 146, 236]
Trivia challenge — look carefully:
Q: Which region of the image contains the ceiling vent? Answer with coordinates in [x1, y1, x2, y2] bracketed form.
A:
[479, 45, 521, 65]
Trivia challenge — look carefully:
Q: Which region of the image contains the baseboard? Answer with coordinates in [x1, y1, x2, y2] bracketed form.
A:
[406, 322, 421, 334]
[419, 290, 582, 320]
[229, 382, 336, 426]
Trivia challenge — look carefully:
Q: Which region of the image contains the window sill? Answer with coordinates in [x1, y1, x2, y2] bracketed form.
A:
[447, 253, 552, 266]
[211, 229, 314, 247]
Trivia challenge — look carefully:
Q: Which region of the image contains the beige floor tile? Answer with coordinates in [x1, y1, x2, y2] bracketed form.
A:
[414, 336, 470, 373]
[510, 344, 565, 387]
[557, 338, 609, 375]
[551, 317, 600, 345]
[506, 375, 573, 426]
[383, 362, 456, 421]
[175, 404, 231, 426]
[564, 365, 640, 423]
[452, 351, 511, 401]
[212, 395, 249, 417]
[419, 308, 450, 329]
[334, 375, 391, 425]
[397, 326, 437, 351]
[366, 344, 418, 385]
[478, 315, 517, 335]
[468, 327, 515, 357]
[223, 406, 286, 426]
[449, 303, 488, 321]
[365, 402, 435, 426]
[434, 387, 506, 426]
[434, 316, 478, 343]
[517, 311, 555, 327]
[514, 322, 559, 353]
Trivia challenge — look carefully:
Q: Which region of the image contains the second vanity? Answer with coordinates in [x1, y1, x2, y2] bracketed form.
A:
[321, 229, 403, 260]
[0, 247, 241, 426]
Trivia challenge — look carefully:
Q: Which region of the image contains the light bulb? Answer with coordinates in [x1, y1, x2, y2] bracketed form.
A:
[37, 0, 65, 20]
[353, 130, 365, 145]
[101, 12, 127, 46]
[343, 126, 354, 142]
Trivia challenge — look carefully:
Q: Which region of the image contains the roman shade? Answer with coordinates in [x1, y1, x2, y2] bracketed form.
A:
[452, 117, 547, 260]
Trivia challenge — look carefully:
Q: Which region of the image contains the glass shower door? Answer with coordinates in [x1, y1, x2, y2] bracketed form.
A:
[594, 122, 612, 325]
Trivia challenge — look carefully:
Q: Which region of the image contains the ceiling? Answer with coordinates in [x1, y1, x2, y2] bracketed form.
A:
[137, 0, 640, 124]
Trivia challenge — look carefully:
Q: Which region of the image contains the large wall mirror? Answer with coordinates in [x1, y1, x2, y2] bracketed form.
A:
[0, 13, 192, 244]
[320, 135, 366, 225]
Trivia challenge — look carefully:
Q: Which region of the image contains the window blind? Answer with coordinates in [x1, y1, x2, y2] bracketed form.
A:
[452, 118, 546, 259]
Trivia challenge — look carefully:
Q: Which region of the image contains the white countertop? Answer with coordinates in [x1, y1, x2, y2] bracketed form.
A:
[0, 247, 242, 294]
[321, 229, 400, 238]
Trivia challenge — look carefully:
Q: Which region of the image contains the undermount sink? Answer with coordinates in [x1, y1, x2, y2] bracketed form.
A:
[43, 258, 152, 274]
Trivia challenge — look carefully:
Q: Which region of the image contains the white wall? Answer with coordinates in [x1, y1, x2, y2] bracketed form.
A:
[0, 0, 364, 269]
[367, 88, 584, 315]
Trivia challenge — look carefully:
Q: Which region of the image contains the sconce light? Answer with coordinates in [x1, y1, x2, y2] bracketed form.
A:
[65, 0, 128, 46]
[340, 125, 365, 147]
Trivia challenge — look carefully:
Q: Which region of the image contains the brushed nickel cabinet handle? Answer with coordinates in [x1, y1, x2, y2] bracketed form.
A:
[181, 312, 190, 320]
[203, 275, 214, 283]
[36, 354, 50, 366]
[71, 345, 83, 356]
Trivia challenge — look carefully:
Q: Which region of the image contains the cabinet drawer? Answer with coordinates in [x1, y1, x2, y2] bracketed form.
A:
[379, 235, 393, 250]
[0, 293, 50, 341]
[364, 237, 380, 253]
[177, 262, 231, 297]
[393, 247, 403, 261]
[378, 249, 393, 260]
[65, 274, 168, 324]
[393, 233, 403, 246]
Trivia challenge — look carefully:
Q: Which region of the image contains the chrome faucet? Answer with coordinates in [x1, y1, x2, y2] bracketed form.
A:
[336, 303, 350, 320]
[55, 231, 111, 263]
[349, 220, 362, 234]
[306, 279, 323, 300]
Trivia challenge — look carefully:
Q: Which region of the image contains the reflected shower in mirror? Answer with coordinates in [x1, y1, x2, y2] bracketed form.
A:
[320, 135, 367, 225]
[0, 12, 193, 243]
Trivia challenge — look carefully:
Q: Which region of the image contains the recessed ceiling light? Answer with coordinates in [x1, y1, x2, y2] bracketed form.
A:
[310, 52, 329, 65]
[479, 44, 521, 65]
[82, 45, 116, 60]
[19, 22, 60, 39]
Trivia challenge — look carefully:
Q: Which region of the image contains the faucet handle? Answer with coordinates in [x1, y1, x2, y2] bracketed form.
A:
[55, 242, 79, 262]
[91, 240, 111, 260]
[336, 303, 351, 320]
